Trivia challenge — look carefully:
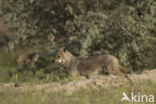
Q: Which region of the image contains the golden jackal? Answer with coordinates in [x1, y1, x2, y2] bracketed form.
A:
[17, 52, 39, 68]
[53, 48, 132, 82]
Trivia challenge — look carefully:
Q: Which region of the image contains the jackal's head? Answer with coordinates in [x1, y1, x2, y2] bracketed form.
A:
[53, 48, 68, 64]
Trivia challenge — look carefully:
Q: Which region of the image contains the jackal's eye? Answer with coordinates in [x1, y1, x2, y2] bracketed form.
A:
[57, 56, 60, 58]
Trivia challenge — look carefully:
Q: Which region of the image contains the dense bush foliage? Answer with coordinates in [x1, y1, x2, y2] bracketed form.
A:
[0, 0, 155, 82]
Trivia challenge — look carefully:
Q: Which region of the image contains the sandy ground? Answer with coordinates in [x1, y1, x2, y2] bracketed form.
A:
[0, 69, 156, 95]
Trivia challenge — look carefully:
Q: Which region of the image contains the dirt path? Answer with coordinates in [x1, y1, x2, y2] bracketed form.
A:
[0, 69, 156, 95]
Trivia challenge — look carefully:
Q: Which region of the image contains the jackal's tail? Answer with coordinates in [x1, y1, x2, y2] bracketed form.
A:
[119, 65, 133, 84]
[123, 73, 133, 84]
[119, 65, 129, 73]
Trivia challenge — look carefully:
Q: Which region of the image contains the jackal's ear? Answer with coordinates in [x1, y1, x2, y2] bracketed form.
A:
[60, 47, 66, 52]
[63, 48, 66, 52]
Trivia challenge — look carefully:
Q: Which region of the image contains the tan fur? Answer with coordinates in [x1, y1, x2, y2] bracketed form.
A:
[53, 48, 132, 83]
[119, 65, 129, 73]
[17, 52, 39, 69]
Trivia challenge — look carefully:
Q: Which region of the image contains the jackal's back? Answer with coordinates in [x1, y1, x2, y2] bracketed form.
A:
[77, 55, 120, 75]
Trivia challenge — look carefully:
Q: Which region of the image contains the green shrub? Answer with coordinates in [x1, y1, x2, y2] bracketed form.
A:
[0, 0, 155, 82]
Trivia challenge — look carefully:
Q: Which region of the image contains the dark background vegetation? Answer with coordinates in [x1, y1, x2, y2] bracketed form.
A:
[0, 0, 155, 83]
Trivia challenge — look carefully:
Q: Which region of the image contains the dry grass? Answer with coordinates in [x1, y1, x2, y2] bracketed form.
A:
[0, 80, 156, 104]
[0, 69, 156, 104]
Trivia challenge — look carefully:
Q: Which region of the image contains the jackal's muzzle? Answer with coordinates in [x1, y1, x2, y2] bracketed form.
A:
[53, 58, 63, 64]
